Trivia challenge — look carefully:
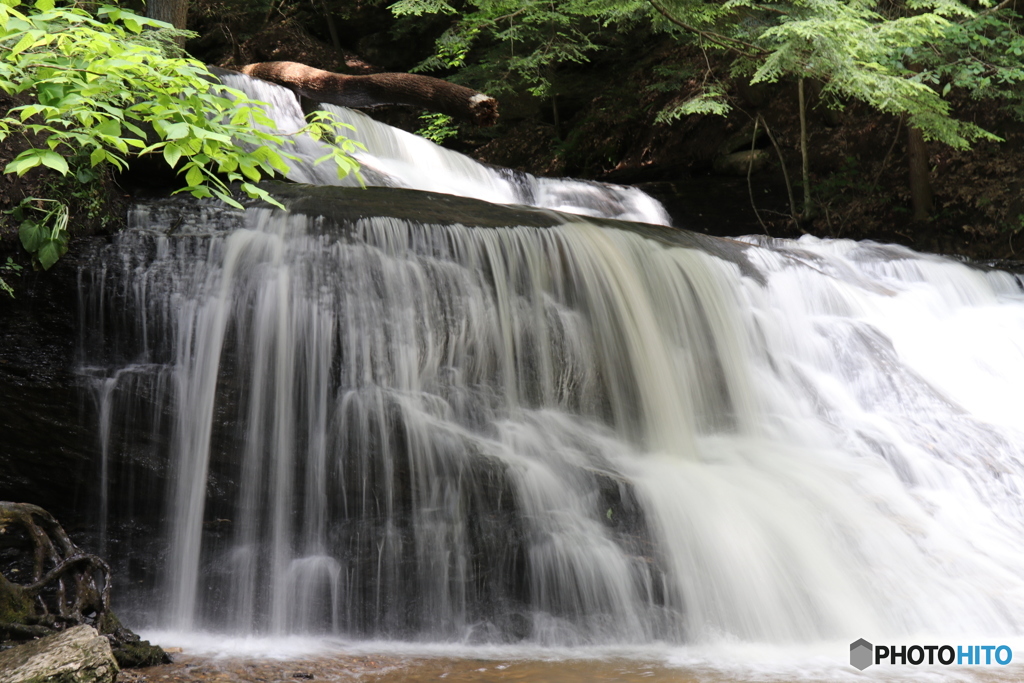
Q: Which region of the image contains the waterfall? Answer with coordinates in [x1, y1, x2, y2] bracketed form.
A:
[79, 74, 1024, 648]
[213, 70, 671, 225]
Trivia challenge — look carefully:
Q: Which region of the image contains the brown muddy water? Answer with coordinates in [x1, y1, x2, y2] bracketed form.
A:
[116, 651, 1024, 683]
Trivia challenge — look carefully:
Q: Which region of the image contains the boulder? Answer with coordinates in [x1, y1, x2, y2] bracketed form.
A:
[0, 625, 119, 683]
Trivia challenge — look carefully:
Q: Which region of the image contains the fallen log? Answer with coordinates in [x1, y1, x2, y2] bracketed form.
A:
[239, 61, 499, 127]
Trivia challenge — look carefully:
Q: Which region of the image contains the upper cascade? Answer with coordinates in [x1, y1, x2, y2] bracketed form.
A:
[216, 71, 672, 226]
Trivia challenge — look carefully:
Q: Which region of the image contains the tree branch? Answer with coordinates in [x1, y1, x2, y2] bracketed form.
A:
[976, 0, 1015, 19]
[648, 0, 768, 59]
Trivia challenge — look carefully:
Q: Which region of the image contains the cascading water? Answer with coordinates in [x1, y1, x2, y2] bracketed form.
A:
[80, 74, 1024, 660]
[212, 69, 671, 224]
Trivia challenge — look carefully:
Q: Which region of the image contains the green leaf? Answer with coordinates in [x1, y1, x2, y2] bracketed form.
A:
[212, 189, 245, 209]
[38, 150, 68, 174]
[185, 163, 203, 187]
[238, 159, 260, 182]
[10, 31, 36, 56]
[36, 237, 67, 270]
[163, 143, 182, 169]
[5, 150, 42, 175]
[16, 104, 46, 120]
[19, 220, 46, 253]
[94, 118, 121, 137]
[75, 166, 97, 183]
[164, 122, 189, 140]
[390, 0, 456, 17]
[35, 82, 65, 107]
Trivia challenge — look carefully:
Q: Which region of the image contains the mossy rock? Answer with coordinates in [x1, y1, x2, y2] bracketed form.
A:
[111, 638, 170, 668]
[0, 577, 34, 625]
[98, 610, 171, 668]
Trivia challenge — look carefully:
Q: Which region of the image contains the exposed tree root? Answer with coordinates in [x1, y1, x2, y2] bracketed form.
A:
[0, 502, 111, 640]
[1, 501, 170, 667]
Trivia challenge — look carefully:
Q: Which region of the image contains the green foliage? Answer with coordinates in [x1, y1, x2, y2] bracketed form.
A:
[390, 0, 456, 16]
[740, 0, 997, 148]
[303, 109, 364, 178]
[919, 11, 1024, 121]
[394, 0, 1024, 153]
[9, 197, 68, 270]
[645, 63, 697, 93]
[654, 82, 729, 122]
[0, 1, 360, 269]
[0, 256, 23, 297]
[394, 0, 649, 98]
[416, 111, 459, 143]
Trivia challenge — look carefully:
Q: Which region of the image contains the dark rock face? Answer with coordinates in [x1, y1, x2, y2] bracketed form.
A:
[0, 250, 97, 527]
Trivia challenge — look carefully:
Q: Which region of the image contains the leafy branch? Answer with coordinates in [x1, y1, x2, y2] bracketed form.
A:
[0, 0, 362, 270]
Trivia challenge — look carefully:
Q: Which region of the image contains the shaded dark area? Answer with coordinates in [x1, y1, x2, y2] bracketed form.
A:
[0, 251, 93, 522]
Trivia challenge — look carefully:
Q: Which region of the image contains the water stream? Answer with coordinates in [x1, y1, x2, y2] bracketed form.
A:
[79, 74, 1024, 678]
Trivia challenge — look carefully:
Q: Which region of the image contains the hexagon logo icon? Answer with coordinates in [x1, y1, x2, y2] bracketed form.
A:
[850, 638, 874, 670]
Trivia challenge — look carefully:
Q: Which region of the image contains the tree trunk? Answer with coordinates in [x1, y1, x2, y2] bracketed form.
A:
[316, 0, 342, 55]
[145, 0, 188, 30]
[240, 61, 499, 127]
[798, 78, 813, 221]
[906, 124, 933, 222]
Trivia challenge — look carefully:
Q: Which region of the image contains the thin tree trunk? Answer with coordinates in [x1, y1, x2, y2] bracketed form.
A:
[907, 124, 933, 221]
[316, 0, 342, 55]
[798, 78, 813, 220]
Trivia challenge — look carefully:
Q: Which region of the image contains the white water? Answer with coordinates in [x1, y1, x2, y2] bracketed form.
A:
[82, 74, 1024, 676]
[216, 71, 671, 224]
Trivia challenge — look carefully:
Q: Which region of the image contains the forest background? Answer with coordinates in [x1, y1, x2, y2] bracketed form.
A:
[3, 0, 1024, 297]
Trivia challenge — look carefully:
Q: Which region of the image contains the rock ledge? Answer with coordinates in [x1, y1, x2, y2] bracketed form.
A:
[0, 625, 119, 683]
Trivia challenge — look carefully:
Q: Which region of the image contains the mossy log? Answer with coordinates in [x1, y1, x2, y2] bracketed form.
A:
[239, 61, 500, 127]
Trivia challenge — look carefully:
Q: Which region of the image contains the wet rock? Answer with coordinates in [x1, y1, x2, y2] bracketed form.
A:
[99, 611, 172, 668]
[0, 625, 119, 683]
[712, 149, 770, 176]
